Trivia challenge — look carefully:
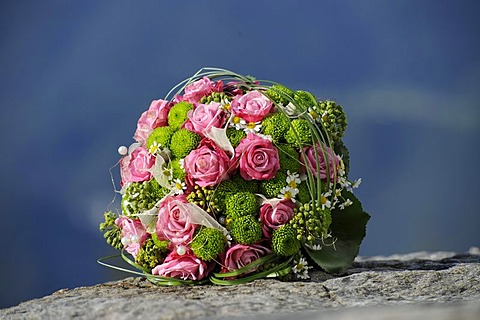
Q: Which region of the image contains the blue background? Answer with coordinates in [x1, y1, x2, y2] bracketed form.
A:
[1, 0, 479, 308]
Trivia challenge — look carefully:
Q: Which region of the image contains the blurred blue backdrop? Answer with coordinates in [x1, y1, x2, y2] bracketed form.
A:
[1, 0, 479, 308]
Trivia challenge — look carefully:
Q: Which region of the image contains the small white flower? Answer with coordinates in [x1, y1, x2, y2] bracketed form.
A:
[148, 141, 161, 155]
[178, 158, 185, 170]
[172, 178, 186, 195]
[243, 121, 261, 134]
[352, 178, 362, 189]
[292, 257, 312, 279]
[307, 106, 320, 122]
[279, 186, 298, 202]
[320, 191, 332, 210]
[286, 171, 301, 189]
[339, 198, 353, 210]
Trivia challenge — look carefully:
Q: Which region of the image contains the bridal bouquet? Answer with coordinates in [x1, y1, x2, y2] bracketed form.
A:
[99, 68, 370, 285]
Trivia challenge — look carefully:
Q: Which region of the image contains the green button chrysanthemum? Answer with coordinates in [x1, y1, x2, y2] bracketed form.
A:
[225, 192, 258, 218]
[168, 101, 193, 130]
[272, 224, 301, 256]
[285, 119, 313, 146]
[190, 227, 226, 261]
[229, 215, 262, 245]
[170, 129, 201, 159]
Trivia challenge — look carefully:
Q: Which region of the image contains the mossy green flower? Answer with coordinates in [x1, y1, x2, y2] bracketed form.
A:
[190, 227, 226, 261]
[146, 126, 176, 153]
[168, 101, 193, 130]
[225, 192, 258, 218]
[285, 119, 313, 146]
[261, 112, 290, 143]
[169, 129, 201, 159]
[226, 127, 246, 148]
[265, 84, 295, 106]
[229, 215, 262, 245]
[259, 171, 287, 198]
[272, 224, 301, 256]
[277, 144, 301, 173]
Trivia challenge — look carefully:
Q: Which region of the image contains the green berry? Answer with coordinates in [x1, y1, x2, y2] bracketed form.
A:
[229, 215, 262, 245]
[135, 236, 169, 271]
[190, 228, 226, 261]
[225, 192, 258, 218]
[285, 119, 313, 146]
[272, 224, 301, 256]
[121, 180, 169, 217]
[146, 126, 175, 152]
[170, 129, 201, 158]
[317, 100, 347, 142]
[168, 101, 193, 130]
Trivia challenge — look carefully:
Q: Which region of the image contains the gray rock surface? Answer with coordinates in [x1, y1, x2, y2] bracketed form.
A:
[2, 247, 479, 320]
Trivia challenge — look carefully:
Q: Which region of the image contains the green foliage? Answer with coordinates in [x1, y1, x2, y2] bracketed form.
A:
[170, 129, 201, 158]
[277, 144, 301, 173]
[285, 119, 313, 146]
[146, 126, 176, 152]
[304, 191, 370, 274]
[99, 211, 123, 250]
[121, 179, 169, 217]
[229, 215, 262, 245]
[226, 127, 246, 148]
[261, 112, 290, 143]
[317, 100, 347, 142]
[190, 228, 226, 261]
[259, 171, 287, 198]
[225, 192, 258, 218]
[135, 236, 169, 271]
[272, 224, 301, 256]
[168, 101, 193, 130]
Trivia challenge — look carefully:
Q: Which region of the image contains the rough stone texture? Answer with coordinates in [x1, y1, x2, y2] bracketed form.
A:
[1, 247, 479, 320]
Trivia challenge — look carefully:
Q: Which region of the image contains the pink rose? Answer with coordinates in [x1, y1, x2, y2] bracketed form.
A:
[120, 146, 155, 185]
[259, 200, 296, 237]
[182, 77, 223, 103]
[301, 143, 340, 181]
[152, 251, 208, 280]
[134, 99, 172, 143]
[156, 195, 197, 245]
[222, 244, 271, 274]
[230, 90, 273, 123]
[235, 133, 280, 180]
[183, 139, 230, 187]
[184, 102, 226, 135]
[115, 216, 148, 258]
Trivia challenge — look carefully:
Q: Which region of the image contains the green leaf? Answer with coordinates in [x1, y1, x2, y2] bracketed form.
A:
[305, 191, 370, 274]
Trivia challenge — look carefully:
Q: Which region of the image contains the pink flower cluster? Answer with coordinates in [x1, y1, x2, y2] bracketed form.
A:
[114, 76, 343, 281]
